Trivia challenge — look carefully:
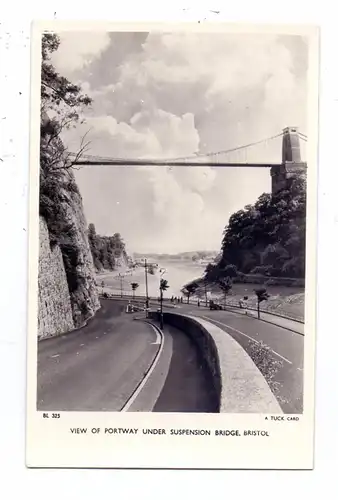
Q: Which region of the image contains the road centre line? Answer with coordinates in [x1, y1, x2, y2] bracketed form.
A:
[200, 315, 292, 365]
[121, 322, 164, 412]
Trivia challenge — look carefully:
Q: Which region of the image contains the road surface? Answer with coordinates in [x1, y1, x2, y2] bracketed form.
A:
[37, 297, 304, 414]
[169, 302, 304, 413]
[37, 300, 217, 412]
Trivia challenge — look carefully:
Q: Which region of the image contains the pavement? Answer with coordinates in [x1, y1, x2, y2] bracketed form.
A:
[37, 299, 217, 413]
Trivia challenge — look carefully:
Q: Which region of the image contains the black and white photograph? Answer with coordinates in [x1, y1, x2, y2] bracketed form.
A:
[26, 22, 318, 469]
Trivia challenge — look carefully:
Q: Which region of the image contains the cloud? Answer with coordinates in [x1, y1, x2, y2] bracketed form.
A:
[58, 30, 308, 252]
[51, 32, 111, 76]
[65, 107, 200, 159]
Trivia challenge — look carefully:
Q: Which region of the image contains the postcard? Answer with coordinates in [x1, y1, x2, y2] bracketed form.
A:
[26, 21, 319, 469]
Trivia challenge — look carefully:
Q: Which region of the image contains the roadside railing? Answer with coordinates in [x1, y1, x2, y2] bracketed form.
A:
[98, 291, 304, 324]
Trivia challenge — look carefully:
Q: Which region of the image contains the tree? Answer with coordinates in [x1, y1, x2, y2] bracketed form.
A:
[221, 264, 238, 278]
[183, 282, 198, 304]
[40, 33, 92, 175]
[160, 279, 169, 293]
[40, 34, 93, 248]
[204, 263, 219, 282]
[87, 224, 124, 272]
[131, 282, 139, 300]
[255, 287, 270, 319]
[218, 277, 232, 307]
[211, 175, 306, 280]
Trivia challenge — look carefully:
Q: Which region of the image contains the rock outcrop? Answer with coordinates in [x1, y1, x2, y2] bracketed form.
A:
[38, 169, 100, 338]
[58, 170, 100, 327]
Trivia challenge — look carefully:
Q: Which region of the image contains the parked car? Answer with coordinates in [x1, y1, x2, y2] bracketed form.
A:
[209, 300, 223, 311]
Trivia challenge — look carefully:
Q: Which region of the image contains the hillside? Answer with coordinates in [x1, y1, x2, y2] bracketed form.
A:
[88, 224, 129, 272]
[205, 175, 306, 283]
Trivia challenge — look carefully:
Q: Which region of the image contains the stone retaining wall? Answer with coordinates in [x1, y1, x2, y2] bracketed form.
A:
[38, 217, 74, 339]
[149, 311, 282, 413]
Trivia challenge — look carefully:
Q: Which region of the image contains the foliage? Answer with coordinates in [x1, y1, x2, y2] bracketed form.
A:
[204, 263, 219, 282]
[131, 282, 139, 299]
[218, 276, 232, 300]
[218, 276, 232, 306]
[255, 287, 269, 303]
[182, 282, 198, 304]
[41, 33, 92, 121]
[247, 340, 283, 398]
[88, 223, 127, 271]
[222, 264, 238, 278]
[160, 279, 169, 292]
[39, 32, 94, 301]
[254, 287, 269, 319]
[207, 176, 306, 281]
[39, 33, 92, 232]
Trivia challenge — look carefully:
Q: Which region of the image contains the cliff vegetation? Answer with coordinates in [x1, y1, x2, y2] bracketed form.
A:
[88, 223, 128, 271]
[39, 33, 99, 328]
[205, 175, 306, 285]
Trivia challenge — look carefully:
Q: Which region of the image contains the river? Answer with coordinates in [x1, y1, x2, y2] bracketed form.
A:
[97, 259, 304, 302]
[98, 260, 206, 298]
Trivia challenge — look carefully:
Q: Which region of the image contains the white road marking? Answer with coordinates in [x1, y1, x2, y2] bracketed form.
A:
[121, 323, 164, 412]
[51, 354, 59, 358]
[200, 315, 293, 365]
[150, 324, 161, 345]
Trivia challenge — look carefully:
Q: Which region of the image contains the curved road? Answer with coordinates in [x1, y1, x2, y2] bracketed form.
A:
[37, 300, 217, 413]
[37, 297, 303, 414]
[170, 302, 304, 413]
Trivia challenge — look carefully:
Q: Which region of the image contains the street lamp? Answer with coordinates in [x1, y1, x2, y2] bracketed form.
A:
[143, 258, 149, 314]
[118, 273, 124, 298]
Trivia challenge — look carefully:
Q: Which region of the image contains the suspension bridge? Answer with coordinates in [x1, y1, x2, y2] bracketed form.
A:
[69, 126, 307, 169]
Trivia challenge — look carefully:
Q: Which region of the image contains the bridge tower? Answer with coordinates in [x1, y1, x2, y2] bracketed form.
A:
[270, 126, 307, 194]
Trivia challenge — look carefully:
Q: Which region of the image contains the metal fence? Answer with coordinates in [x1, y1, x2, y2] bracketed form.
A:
[98, 291, 304, 324]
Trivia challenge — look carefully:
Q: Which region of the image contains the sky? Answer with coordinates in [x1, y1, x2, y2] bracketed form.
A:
[50, 30, 308, 254]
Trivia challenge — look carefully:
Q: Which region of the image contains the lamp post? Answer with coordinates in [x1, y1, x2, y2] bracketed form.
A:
[118, 273, 124, 298]
[144, 258, 149, 311]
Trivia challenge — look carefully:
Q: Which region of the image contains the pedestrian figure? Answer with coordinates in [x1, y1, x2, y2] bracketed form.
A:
[198, 299, 200, 307]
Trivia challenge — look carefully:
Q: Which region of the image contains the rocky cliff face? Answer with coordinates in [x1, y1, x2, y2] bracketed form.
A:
[56, 170, 100, 328]
[38, 217, 74, 339]
[39, 112, 100, 337]
[39, 170, 100, 338]
[114, 252, 129, 268]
